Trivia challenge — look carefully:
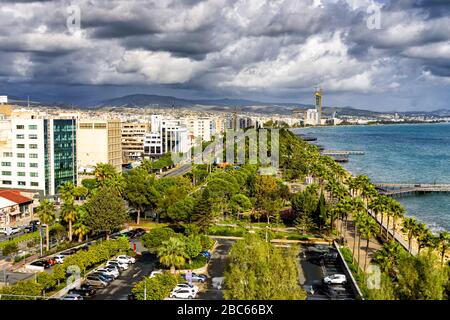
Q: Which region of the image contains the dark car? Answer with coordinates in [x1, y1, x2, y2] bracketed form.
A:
[323, 285, 349, 299]
[68, 284, 96, 297]
[134, 228, 146, 237]
[30, 260, 51, 269]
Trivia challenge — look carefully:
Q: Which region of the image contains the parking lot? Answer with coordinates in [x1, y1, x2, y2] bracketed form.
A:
[299, 244, 355, 300]
[91, 249, 156, 300]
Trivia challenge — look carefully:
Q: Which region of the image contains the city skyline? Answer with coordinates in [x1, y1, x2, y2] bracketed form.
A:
[0, 0, 449, 112]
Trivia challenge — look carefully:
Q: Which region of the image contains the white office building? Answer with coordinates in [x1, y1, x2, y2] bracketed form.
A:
[0, 117, 77, 196]
[143, 118, 190, 157]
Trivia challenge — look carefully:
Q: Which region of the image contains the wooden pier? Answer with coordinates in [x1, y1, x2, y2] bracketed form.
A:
[322, 150, 365, 156]
[375, 183, 450, 196]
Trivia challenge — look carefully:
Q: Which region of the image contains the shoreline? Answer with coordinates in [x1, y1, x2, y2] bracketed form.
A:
[292, 125, 450, 233]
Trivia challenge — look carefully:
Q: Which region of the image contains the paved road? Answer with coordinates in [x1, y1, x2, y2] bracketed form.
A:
[162, 164, 192, 178]
[198, 239, 234, 300]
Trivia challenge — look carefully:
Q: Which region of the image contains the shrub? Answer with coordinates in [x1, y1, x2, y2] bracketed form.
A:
[142, 227, 177, 253]
[208, 226, 248, 237]
[131, 273, 178, 300]
[181, 255, 209, 270]
[199, 234, 214, 251]
[2, 242, 19, 257]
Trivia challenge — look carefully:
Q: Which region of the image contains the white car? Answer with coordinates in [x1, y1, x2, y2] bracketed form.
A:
[170, 288, 197, 299]
[54, 255, 65, 264]
[106, 260, 129, 270]
[116, 255, 136, 264]
[96, 267, 119, 279]
[323, 274, 347, 285]
[61, 294, 83, 300]
[173, 283, 199, 292]
[149, 270, 163, 278]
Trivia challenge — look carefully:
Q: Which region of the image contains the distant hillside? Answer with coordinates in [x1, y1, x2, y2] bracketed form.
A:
[96, 94, 381, 116]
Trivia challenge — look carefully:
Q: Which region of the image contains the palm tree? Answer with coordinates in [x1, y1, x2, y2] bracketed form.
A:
[35, 199, 56, 251]
[157, 237, 189, 274]
[372, 241, 403, 275]
[359, 216, 378, 272]
[415, 223, 432, 253]
[73, 206, 90, 242]
[94, 163, 118, 182]
[437, 231, 450, 265]
[61, 201, 78, 242]
[401, 217, 418, 252]
[389, 200, 405, 240]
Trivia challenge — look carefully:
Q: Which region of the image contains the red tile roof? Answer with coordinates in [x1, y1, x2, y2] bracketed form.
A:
[0, 190, 33, 204]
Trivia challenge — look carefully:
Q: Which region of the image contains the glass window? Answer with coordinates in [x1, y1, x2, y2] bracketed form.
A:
[2, 152, 12, 157]
[29, 144, 38, 149]
[17, 153, 25, 158]
[1, 162, 11, 167]
[30, 172, 38, 177]
[16, 125, 24, 129]
[16, 134, 24, 139]
[29, 134, 38, 139]
[17, 144, 25, 149]
[30, 163, 38, 168]
[17, 162, 25, 167]
[18, 172, 26, 177]
[18, 181, 26, 186]
[1, 171, 11, 176]
[29, 153, 38, 158]
[30, 182, 39, 187]
[2, 180, 12, 185]
[29, 125, 37, 130]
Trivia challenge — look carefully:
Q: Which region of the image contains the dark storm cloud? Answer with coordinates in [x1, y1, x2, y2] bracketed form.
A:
[0, 0, 449, 111]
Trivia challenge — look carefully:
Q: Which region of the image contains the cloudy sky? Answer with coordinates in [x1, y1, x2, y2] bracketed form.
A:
[0, 0, 449, 111]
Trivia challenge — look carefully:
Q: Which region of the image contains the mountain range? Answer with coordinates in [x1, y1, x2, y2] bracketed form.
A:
[6, 93, 449, 117]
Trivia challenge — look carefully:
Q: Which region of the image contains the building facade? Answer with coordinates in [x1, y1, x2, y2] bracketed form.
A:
[121, 122, 149, 162]
[77, 119, 122, 173]
[0, 190, 33, 227]
[0, 117, 77, 196]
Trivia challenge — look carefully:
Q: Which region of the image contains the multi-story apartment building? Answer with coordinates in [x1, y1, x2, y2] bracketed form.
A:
[121, 122, 149, 162]
[0, 117, 77, 196]
[77, 119, 122, 173]
[143, 118, 190, 157]
[185, 117, 214, 142]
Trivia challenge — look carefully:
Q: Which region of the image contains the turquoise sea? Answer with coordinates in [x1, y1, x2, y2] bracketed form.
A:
[293, 123, 450, 232]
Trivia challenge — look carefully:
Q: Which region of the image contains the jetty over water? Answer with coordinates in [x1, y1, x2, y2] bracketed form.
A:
[322, 150, 365, 156]
[375, 183, 450, 196]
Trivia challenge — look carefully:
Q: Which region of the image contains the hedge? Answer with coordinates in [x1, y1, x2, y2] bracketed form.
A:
[0, 238, 130, 300]
[208, 225, 248, 237]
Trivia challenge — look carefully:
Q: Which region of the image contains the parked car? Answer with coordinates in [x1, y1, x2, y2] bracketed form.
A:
[183, 273, 208, 283]
[173, 283, 198, 292]
[90, 272, 115, 282]
[30, 260, 51, 269]
[53, 255, 65, 264]
[323, 274, 347, 285]
[170, 288, 197, 299]
[86, 275, 109, 288]
[96, 267, 119, 279]
[61, 294, 83, 300]
[116, 255, 136, 264]
[149, 270, 163, 278]
[24, 221, 40, 233]
[200, 251, 211, 259]
[60, 249, 76, 256]
[106, 260, 129, 271]
[68, 284, 96, 297]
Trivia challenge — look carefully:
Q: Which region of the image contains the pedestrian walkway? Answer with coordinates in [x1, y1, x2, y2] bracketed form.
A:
[336, 217, 383, 272]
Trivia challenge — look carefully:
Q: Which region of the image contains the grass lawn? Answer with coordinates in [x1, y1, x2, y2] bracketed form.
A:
[127, 220, 168, 229]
